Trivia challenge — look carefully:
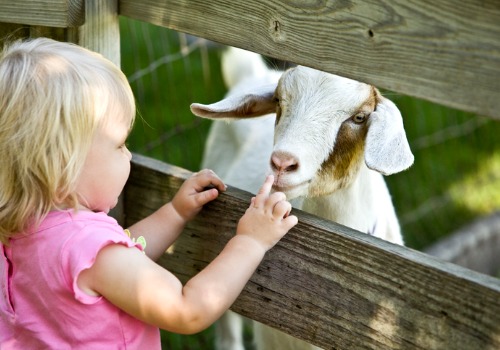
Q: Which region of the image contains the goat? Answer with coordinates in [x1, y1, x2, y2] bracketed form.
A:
[192, 47, 414, 350]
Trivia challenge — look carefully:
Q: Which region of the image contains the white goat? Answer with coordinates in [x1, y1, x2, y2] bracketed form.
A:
[192, 47, 414, 350]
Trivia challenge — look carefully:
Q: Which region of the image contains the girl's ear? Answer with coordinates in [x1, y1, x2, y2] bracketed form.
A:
[364, 97, 414, 175]
[190, 83, 277, 121]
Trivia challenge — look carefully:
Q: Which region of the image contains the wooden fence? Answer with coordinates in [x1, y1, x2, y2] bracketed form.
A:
[1, 1, 500, 349]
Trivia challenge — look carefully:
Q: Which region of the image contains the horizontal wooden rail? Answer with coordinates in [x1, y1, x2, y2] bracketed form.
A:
[0, 0, 84, 27]
[119, 0, 500, 120]
[124, 154, 500, 349]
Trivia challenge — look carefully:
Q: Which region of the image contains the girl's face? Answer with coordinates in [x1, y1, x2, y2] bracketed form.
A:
[75, 113, 132, 213]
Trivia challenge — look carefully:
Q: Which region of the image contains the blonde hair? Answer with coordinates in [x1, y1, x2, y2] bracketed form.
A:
[0, 38, 135, 244]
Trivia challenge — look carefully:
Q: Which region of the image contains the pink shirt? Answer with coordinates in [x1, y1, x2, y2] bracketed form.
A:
[0, 210, 161, 349]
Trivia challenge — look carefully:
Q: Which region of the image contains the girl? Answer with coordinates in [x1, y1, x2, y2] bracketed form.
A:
[0, 38, 297, 349]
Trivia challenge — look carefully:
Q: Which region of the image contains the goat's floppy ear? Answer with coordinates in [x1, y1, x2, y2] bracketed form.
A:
[365, 97, 414, 175]
[190, 83, 277, 120]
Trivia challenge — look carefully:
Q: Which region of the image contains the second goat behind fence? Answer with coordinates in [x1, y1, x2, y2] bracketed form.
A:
[192, 47, 414, 350]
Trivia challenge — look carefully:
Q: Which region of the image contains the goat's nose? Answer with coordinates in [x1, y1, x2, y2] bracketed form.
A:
[271, 151, 299, 173]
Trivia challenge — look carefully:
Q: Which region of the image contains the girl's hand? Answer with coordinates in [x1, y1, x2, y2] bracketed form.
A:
[237, 175, 298, 251]
[171, 169, 227, 221]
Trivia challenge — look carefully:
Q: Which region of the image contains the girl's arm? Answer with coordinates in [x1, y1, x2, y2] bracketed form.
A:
[126, 169, 226, 260]
[78, 175, 297, 334]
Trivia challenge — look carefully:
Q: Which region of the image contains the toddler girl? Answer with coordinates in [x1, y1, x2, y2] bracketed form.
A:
[0, 38, 297, 349]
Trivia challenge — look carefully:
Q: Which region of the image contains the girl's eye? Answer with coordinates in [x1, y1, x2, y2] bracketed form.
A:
[352, 112, 366, 124]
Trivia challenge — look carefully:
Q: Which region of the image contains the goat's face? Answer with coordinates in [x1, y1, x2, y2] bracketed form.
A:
[191, 66, 413, 200]
[271, 67, 377, 199]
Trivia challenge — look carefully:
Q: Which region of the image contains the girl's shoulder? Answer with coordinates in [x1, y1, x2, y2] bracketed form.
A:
[46, 209, 119, 228]
[41, 209, 122, 238]
[14, 209, 131, 256]
[56, 210, 129, 248]
[8, 209, 122, 246]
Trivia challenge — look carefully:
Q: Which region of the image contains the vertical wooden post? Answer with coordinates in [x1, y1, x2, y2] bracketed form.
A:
[70, 0, 120, 66]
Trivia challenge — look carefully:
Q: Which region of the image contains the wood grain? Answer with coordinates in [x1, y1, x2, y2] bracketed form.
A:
[119, 0, 500, 119]
[125, 154, 500, 349]
[0, 0, 84, 27]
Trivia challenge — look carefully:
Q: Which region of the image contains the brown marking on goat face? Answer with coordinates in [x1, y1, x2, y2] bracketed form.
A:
[307, 87, 379, 197]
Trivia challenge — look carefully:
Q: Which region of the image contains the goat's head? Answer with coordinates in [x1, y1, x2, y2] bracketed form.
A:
[191, 66, 414, 199]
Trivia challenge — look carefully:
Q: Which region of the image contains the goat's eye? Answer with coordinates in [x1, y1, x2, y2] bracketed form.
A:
[352, 112, 366, 124]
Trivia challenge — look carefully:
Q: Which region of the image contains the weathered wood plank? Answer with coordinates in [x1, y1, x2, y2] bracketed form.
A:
[0, 0, 84, 27]
[125, 154, 500, 349]
[119, 0, 500, 119]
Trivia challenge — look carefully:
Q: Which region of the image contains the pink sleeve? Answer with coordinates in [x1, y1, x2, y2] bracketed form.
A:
[61, 222, 143, 305]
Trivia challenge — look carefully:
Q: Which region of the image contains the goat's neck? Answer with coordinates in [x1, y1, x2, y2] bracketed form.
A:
[300, 165, 385, 233]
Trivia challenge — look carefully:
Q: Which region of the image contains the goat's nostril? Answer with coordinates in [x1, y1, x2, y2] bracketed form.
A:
[271, 153, 299, 173]
[286, 163, 299, 172]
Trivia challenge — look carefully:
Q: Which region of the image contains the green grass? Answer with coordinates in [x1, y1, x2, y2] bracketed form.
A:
[119, 16, 500, 349]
